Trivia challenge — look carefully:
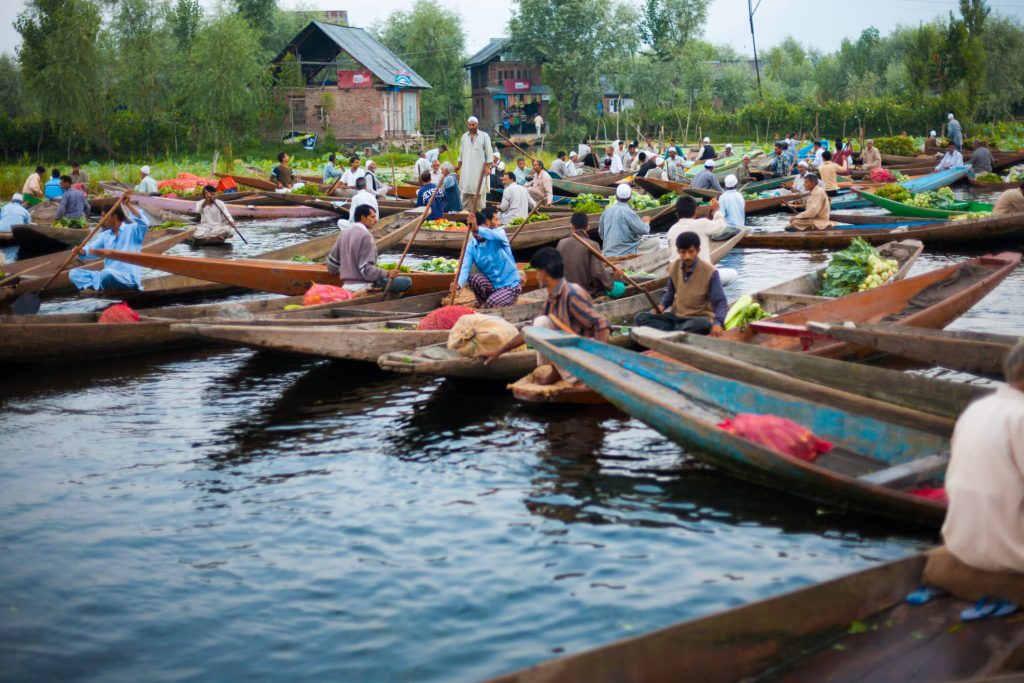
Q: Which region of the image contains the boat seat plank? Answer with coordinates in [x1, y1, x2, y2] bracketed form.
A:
[859, 453, 950, 488]
[813, 448, 887, 478]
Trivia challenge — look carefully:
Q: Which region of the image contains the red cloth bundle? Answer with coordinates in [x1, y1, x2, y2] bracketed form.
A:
[718, 413, 833, 462]
[98, 303, 141, 324]
[418, 306, 476, 331]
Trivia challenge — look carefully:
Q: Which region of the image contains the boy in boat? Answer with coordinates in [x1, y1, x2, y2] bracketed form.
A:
[634, 231, 727, 336]
[194, 185, 235, 241]
[477, 246, 610, 385]
[452, 208, 522, 308]
[326, 204, 412, 294]
[787, 174, 833, 231]
[993, 182, 1024, 215]
[69, 191, 151, 292]
[271, 153, 294, 189]
[922, 341, 1024, 610]
[54, 176, 91, 222]
[556, 212, 624, 299]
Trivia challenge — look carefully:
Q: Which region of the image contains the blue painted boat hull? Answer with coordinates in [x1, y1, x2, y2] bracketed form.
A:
[524, 328, 949, 526]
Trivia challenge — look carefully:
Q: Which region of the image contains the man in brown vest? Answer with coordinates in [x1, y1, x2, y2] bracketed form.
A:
[634, 231, 728, 335]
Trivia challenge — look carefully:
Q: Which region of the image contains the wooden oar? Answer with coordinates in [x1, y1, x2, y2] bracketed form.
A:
[496, 128, 538, 164]
[446, 163, 491, 304]
[12, 194, 127, 315]
[0, 262, 48, 287]
[382, 181, 444, 300]
[570, 231, 659, 310]
[208, 196, 248, 244]
[507, 202, 545, 246]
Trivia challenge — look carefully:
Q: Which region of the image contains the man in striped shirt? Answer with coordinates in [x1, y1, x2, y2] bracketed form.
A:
[477, 246, 610, 384]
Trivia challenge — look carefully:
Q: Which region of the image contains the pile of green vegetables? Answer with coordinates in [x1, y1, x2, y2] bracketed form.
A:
[724, 294, 770, 330]
[292, 184, 324, 196]
[905, 187, 955, 208]
[291, 255, 315, 263]
[658, 191, 680, 206]
[628, 193, 660, 211]
[818, 238, 900, 297]
[509, 213, 551, 226]
[53, 217, 88, 229]
[1007, 166, 1024, 183]
[569, 193, 607, 214]
[874, 184, 911, 203]
[416, 257, 460, 273]
[380, 263, 412, 273]
[976, 172, 1003, 183]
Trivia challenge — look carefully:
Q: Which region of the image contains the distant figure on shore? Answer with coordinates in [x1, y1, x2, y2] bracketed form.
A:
[534, 113, 544, 136]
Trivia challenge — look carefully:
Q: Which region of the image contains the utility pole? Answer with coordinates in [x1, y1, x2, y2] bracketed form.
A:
[748, 0, 764, 102]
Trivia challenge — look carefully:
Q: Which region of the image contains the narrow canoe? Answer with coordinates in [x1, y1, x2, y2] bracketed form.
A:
[856, 190, 993, 218]
[726, 253, 1021, 358]
[805, 322, 1019, 379]
[485, 553, 1024, 682]
[684, 156, 742, 178]
[12, 223, 99, 251]
[632, 328, 989, 436]
[738, 213, 1024, 249]
[551, 178, 617, 197]
[0, 228, 196, 303]
[635, 177, 801, 215]
[570, 170, 632, 187]
[739, 175, 794, 193]
[186, 235, 232, 247]
[754, 240, 924, 314]
[527, 327, 951, 525]
[128, 192, 338, 219]
[91, 248, 541, 297]
[634, 176, 721, 200]
[967, 178, 1022, 191]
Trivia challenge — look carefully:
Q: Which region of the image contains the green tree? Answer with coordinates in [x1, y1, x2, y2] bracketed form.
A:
[169, 0, 203, 50]
[373, 0, 466, 134]
[640, 0, 710, 58]
[902, 23, 943, 96]
[0, 54, 26, 119]
[978, 16, 1024, 118]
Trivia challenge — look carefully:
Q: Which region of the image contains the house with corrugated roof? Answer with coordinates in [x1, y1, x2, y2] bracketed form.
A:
[466, 38, 550, 136]
[271, 21, 431, 142]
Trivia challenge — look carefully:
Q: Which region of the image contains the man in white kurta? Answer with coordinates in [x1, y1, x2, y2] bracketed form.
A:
[499, 171, 536, 225]
[942, 343, 1024, 574]
[348, 177, 379, 221]
[194, 185, 235, 240]
[457, 116, 493, 212]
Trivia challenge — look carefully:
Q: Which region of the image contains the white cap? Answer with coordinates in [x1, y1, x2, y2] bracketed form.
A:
[703, 137, 710, 143]
[948, 113, 954, 119]
[140, 165, 151, 175]
[930, 130, 937, 136]
[615, 183, 632, 200]
[742, 154, 750, 160]
[493, 152, 501, 159]
[724, 174, 738, 188]
[725, 143, 733, 149]
[569, 151, 577, 158]
[798, 160, 808, 168]
[11, 193, 23, 202]
[668, 147, 677, 154]
[655, 157, 664, 166]
[468, 116, 479, 124]
[704, 159, 715, 168]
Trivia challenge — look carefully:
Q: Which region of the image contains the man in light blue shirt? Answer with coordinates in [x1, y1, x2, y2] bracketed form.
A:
[69, 193, 151, 292]
[718, 174, 746, 228]
[0, 194, 31, 233]
[323, 153, 342, 184]
[454, 207, 522, 308]
[44, 169, 64, 199]
[135, 165, 158, 193]
[598, 184, 656, 256]
[690, 159, 723, 192]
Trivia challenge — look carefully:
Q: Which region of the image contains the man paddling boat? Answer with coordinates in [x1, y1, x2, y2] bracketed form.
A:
[326, 204, 411, 294]
[557, 212, 623, 299]
[69, 191, 151, 292]
[935, 141, 964, 172]
[787, 174, 832, 231]
[635, 231, 727, 336]
[194, 185, 234, 241]
[453, 208, 522, 308]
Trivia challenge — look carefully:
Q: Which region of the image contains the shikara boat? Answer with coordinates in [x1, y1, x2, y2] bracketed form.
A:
[632, 328, 989, 436]
[739, 174, 795, 193]
[726, 253, 1020, 357]
[527, 327, 951, 524]
[739, 212, 1024, 249]
[485, 553, 1024, 683]
[633, 176, 717, 199]
[92, 247, 541, 297]
[128, 192, 337, 219]
[829, 166, 973, 211]
[11, 223, 101, 251]
[805, 322, 1019, 379]
[186, 235, 232, 247]
[635, 177, 801, 215]
[0, 228, 195, 303]
[856, 190, 993, 218]
[968, 178, 1022, 191]
[551, 178, 617, 197]
[753, 240, 923, 314]
[568, 170, 632, 187]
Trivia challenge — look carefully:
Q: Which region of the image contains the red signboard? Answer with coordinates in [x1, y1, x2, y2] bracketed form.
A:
[337, 70, 373, 89]
[505, 79, 532, 93]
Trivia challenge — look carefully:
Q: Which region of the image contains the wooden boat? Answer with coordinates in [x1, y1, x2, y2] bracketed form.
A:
[684, 155, 742, 178]
[633, 176, 719, 199]
[0, 228, 195, 303]
[632, 328, 989, 436]
[738, 213, 1024, 249]
[11, 223, 98, 252]
[739, 175, 794, 193]
[186, 235, 232, 247]
[567, 170, 632, 187]
[127, 192, 338, 219]
[485, 553, 1024, 682]
[90, 248, 541, 297]
[805, 322, 1018, 379]
[528, 327, 952, 524]
[856, 190, 993, 219]
[968, 178, 1022, 191]
[753, 240, 923, 314]
[551, 178, 617, 197]
[726, 253, 1021, 358]
[828, 213, 936, 226]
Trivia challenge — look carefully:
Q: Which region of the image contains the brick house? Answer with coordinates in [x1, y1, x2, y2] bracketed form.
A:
[271, 21, 431, 143]
[466, 38, 550, 135]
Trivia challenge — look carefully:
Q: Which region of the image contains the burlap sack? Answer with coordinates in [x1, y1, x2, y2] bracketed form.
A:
[447, 314, 523, 358]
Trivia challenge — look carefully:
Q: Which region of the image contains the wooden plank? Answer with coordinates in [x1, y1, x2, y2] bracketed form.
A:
[859, 454, 950, 487]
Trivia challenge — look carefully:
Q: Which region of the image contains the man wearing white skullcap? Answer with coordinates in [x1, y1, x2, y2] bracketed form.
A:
[947, 113, 963, 151]
[924, 130, 940, 156]
[456, 115, 493, 211]
[0, 193, 30, 234]
[722, 143, 734, 157]
[598, 183, 658, 256]
[690, 158, 722, 192]
[718, 174, 745, 228]
[699, 137, 715, 161]
[643, 156, 668, 181]
[565, 151, 580, 177]
[135, 164, 158, 194]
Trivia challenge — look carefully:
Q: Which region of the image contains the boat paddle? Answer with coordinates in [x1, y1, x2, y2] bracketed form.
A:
[208, 194, 248, 244]
[381, 175, 445, 301]
[496, 129, 539, 164]
[569, 231, 660, 310]
[0, 262, 49, 288]
[445, 162, 491, 306]
[12, 194, 127, 315]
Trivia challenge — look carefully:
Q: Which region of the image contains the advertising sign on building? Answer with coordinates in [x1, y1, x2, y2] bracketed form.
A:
[506, 79, 531, 93]
[337, 70, 373, 88]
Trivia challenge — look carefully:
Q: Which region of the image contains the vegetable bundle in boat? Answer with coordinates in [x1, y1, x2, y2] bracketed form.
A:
[818, 238, 899, 297]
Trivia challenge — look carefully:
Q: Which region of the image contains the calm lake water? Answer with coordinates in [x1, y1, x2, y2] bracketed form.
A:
[0, 186, 1020, 682]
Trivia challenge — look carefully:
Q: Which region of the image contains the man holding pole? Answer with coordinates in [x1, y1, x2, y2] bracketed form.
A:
[456, 116, 493, 212]
[453, 208, 521, 308]
[194, 185, 235, 241]
[69, 191, 152, 293]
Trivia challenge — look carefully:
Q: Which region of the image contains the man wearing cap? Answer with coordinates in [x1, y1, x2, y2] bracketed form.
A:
[699, 137, 715, 161]
[499, 170, 536, 225]
[135, 165, 158, 194]
[735, 154, 753, 184]
[787, 174, 832, 231]
[924, 130, 940, 156]
[526, 159, 553, 206]
[55, 176, 90, 222]
[722, 143, 735, 158]
[194, 185, 235, 241]
[718, 175, 745, 228]
[936, 141, 965, 172]
[947, 113, 963, 151]
[665, 148, 687, 182]
[644, 157, 668, 180]
[0, 194, 30, 234]
[792, 160, 810, 190]
[690, 159, 723, 192]
[665, 195, 729, 266]
[860, 139, 882, 170]
[456, 116, 493, 212]
[599, 184, 658, 256]
[604, 145, 624, 173]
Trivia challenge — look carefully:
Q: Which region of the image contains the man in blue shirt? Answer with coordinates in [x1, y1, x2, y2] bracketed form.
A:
[0, 194, 31, 233]
[453, 207, 522, 308]
[598, 183, 657, 256]
[69, 192, 151, 292]
[55, 176, 91, 221]
[718, 174, 746, 228]
[323, 153, 343, 184]
[415, 171, 445, 220]
[44, 169, 64, 199]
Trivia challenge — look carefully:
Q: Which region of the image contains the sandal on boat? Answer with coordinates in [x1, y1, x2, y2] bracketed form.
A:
[906, 585, 947, 605]
[961, 597, 1020, 622]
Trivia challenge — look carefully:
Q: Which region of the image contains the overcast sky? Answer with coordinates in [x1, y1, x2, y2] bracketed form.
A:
[2, 0, 1022, 59]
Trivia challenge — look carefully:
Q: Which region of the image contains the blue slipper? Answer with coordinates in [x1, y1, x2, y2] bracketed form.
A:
[906, 585, 947, 605]
[961, 597, 1020, 621]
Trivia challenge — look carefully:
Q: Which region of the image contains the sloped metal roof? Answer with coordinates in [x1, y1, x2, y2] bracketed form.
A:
[272, 21, 431, 90]
[466, 38, 505, 67]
